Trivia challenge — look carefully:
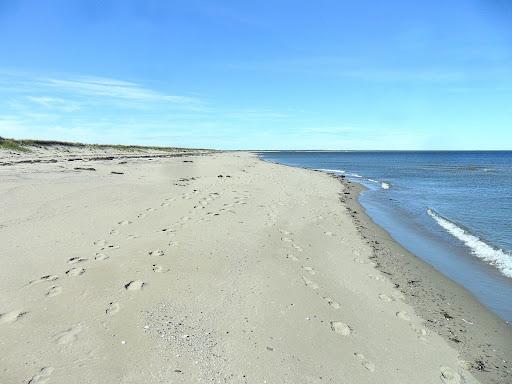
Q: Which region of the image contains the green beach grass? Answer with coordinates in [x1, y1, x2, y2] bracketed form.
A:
[0, 137, 205, 153]
[0, 137, 31, 152]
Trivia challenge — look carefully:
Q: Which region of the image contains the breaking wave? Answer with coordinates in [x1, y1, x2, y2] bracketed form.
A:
[317, 168, 391, 190]
[427, 209, 512, 278]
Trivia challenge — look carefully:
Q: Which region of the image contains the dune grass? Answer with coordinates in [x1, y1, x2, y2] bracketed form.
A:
[0, 137, 31, 152]
[0, 136, 209, 153]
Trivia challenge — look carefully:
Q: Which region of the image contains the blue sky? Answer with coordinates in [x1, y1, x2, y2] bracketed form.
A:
[0, 0, 511, 149]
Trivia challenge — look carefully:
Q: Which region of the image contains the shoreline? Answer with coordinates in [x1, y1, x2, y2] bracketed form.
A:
[335, 174, 511, 383]
[258, 156, 511, 383]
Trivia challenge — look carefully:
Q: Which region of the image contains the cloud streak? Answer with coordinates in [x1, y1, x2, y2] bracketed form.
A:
[27, 96, 81, 112]
[0, 71, 201, 106]
[38, 76, 199, 104]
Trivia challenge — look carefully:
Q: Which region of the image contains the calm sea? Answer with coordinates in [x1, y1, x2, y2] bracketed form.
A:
[258, 151, 512, 322]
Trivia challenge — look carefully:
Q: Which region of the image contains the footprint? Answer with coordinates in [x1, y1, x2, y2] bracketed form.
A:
[127, 234, 139, 240]
[396, 311, 411, 321]
[368, 274, 384, 281]
[292, 244, 303, 252]
[378, 293, 394, 302]
[149, 249, 165, 257]
[354, 353, 375, 372]
[109, 229, 119, 235]
[302, 266, 316, 275]
[53, 324, 82, 344]
[94, 253, 110, 261]
[323, 297, 341, 309]
[168, 240, 178, 247]
[281, 237, 293, 243]
[440, 366, 462, 384]
[152, 264, 169, 273]
[28, 367, 54, 384]
[0, 310, 28, 325]
[324, 231, 334, 236]
[118, 220, 132, 225]
[286, 254, 298, 261]
[353, 258, 366, 264]
[458, 360, 472, 370]
[330, 321, 352, 336]
[302, 276, 319, 290]
[66, 267, 86, 277]
[46, 285, 62, 297]
[94, 240, 107, 247]
[67, 257, 88, 264]
[106, 302, 120, 315]
[413, 326, 429, 341]
[124, 280, 145, 291]
[279, 230, 292, 235]
[29, 275, 59, 285]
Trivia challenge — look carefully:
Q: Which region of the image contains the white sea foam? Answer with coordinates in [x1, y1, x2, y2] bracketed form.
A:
[317, 168, 345, 174]
[348, 173, 390, 189]
[317, 170, 390, 190]
[427, 209, 512, 278]
[359, 177, 390, 190]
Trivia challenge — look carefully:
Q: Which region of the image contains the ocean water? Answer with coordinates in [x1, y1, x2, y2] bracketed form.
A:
[258, 151, 512, 322]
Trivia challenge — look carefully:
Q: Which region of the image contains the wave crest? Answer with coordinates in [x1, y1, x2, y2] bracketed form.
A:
[317, 169, 390, 190]
[427, 209, 512, 278]
[316, 168, 345, 174]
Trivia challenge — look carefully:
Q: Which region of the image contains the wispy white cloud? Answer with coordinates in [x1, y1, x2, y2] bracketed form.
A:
[27, 96, 81, 112]
[0, 71, 201, 106]
[37, 76, 199, 104]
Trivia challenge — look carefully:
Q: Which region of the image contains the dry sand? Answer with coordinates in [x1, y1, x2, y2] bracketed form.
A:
[0, 147, 506, 383]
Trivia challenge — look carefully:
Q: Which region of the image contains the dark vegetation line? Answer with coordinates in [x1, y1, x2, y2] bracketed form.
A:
[0, 136, 210, 153]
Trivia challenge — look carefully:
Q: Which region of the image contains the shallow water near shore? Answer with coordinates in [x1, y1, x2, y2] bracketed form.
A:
[259, 151, 512, 322]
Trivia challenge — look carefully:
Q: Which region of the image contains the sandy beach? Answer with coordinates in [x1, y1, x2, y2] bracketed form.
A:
[0, 147, 510, 383]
